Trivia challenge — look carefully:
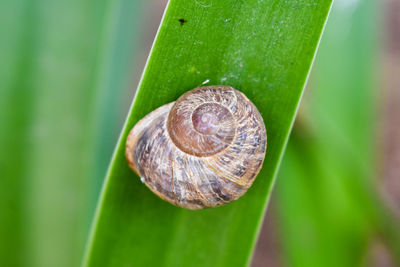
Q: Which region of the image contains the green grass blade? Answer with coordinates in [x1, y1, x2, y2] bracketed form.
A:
[0, 0, 144, 266]
[276, 0, 400, 265]
[86, 0, 147, 225]
[84, 1, 332, 266]
[0, 1, 35, 265]
[0, 0, 109, 265]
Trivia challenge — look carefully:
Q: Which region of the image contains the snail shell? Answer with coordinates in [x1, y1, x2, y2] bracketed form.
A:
[125, 86, 267, 210]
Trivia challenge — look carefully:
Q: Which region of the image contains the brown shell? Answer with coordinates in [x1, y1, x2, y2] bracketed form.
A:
[125, 86, 267, 210]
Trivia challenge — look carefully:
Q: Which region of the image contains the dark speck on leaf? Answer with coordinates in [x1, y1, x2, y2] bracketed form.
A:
[178, 18, 187, 26]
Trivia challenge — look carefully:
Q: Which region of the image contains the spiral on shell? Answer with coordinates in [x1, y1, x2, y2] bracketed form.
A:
[125, 85, 267, 210]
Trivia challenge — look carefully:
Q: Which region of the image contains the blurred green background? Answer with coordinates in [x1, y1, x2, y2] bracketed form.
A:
[1, 0, 399, 266]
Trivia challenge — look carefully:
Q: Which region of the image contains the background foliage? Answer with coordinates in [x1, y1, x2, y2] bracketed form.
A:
[1, 0, 399, 267]
[0, 0, 145, 266]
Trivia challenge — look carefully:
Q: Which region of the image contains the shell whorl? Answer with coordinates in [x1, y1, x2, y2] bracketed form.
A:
[168, 87, 236, 157]
[125, 86, 267, 210]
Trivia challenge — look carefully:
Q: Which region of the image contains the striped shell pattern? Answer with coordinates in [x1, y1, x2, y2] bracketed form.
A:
[125, 86, 267, 210]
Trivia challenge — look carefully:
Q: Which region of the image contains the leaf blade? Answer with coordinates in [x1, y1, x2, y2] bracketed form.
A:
[0, 0, 145, 266]
[85, 0, 332, 266]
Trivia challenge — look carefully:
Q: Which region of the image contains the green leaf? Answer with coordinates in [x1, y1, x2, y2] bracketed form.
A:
[86, 0, 148, 224]
[0, 1, 108, 265]
[0, 0, 145, 266]
[276, 0, 400, 265]
[84, 0, 332, 266]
